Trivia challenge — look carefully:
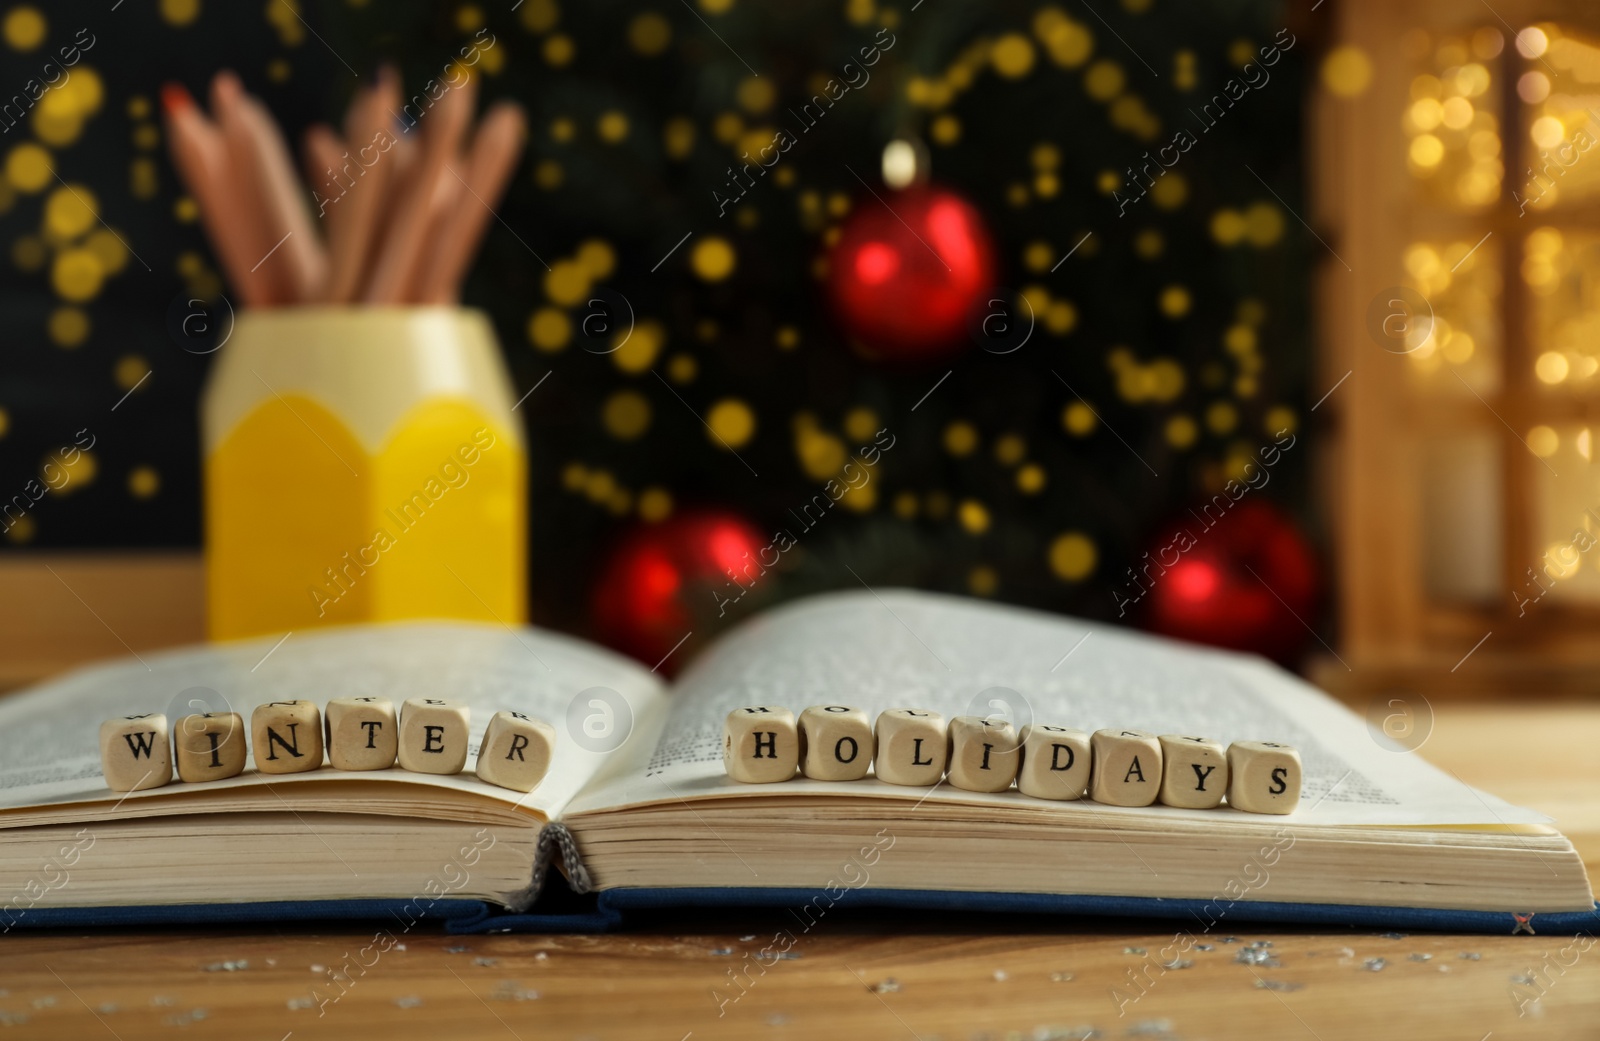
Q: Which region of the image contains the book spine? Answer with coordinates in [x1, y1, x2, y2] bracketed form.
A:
[507, 822, 591, 913]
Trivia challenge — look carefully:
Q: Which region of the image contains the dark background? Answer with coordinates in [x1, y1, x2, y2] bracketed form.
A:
[0, 0, 1315, 647]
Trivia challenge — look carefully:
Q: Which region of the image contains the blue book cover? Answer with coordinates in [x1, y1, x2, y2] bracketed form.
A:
[10, 891, 1599, 936]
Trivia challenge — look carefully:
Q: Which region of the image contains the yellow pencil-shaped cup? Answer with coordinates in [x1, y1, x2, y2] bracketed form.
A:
[202, 307, 527, 640]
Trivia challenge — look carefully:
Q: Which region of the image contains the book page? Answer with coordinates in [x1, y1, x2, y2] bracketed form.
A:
[0, 622, 667, 823]
[567, 590, 1546, 826]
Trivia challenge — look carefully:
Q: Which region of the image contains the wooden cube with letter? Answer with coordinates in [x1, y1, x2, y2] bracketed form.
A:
[872, 708, 947, 786]
[723, 706, 798, 783]
[476, 710, 556, 793]
[174, 712, 246, 783]
[799, 705, 873, 781]
[326, 697, 398, 771]
[98, 713, 172, 792]
[250, 701, 324, 774]
[1090, 728, 1161, 807]
[1017, 724, 1090, 800]
[946, 716, 1019, 793]
[398, 698, 471, 774]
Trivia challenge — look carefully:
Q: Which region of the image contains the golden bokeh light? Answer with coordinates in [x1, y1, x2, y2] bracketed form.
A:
[128, 466, 161, 499]
[602, 390, 652, 440]
[1165, 414, 1198, 449]
[991, 34, 1036, 78]
[1409, 134, 1445, 168]
[5, 142, 52, 193]
[1322, 46, 1374, 97]
[628, 12, 671, 55]
[47, 306, 89, 348]
[690, 236, 735, 281]
[51, 248, 104, 301]
[958, 499, 990, 534]
[3, 5, 45, 50]
[1528, 425, 1559, 457]
[1084, 60, 1125, 101]
[1516, 27, 1549, 59]
[843, 407, 879, 444]
[943, 420, 978, 456]
[543, 259, 589, 306]
[638, 486, 672, 522]
[1049, 532, 1097, 581]
[527, 307, 570, 352]
[706, 398, 755, 449]
[612, 319, 664, 373]
[1535, 351, 1570, 384]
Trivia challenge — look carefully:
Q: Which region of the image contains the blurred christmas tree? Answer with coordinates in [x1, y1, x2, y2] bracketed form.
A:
[0, 0, 1313, 660]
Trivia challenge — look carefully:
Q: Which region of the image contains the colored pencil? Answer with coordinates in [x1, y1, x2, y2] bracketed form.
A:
[417, 101, 527, 304]
[236, 91, 328, 302]
[326, 66, 398, 303]
[210, 72, 294, 305]
[362, 73, 477, 304]
[161, 83, 271, 307]
[161, 66, 524, 309]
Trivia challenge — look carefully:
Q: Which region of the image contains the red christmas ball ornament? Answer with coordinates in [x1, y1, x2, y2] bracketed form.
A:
[1138, 499, 1320, 663]
[591, 510, 767, 673]
[826, 183, 997, 362]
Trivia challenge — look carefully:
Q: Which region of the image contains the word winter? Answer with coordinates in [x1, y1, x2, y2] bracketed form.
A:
[99, 697, 556, 796]
[724, 705, 1302, 815]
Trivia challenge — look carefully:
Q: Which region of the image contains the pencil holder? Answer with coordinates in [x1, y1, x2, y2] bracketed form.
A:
[202, 307, 527, 640]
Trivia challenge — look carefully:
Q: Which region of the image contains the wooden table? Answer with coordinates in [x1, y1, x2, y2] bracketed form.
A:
[1, 705, 1596, 1041]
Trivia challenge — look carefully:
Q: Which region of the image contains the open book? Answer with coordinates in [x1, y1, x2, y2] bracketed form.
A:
[1, 590, 1593, 934]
